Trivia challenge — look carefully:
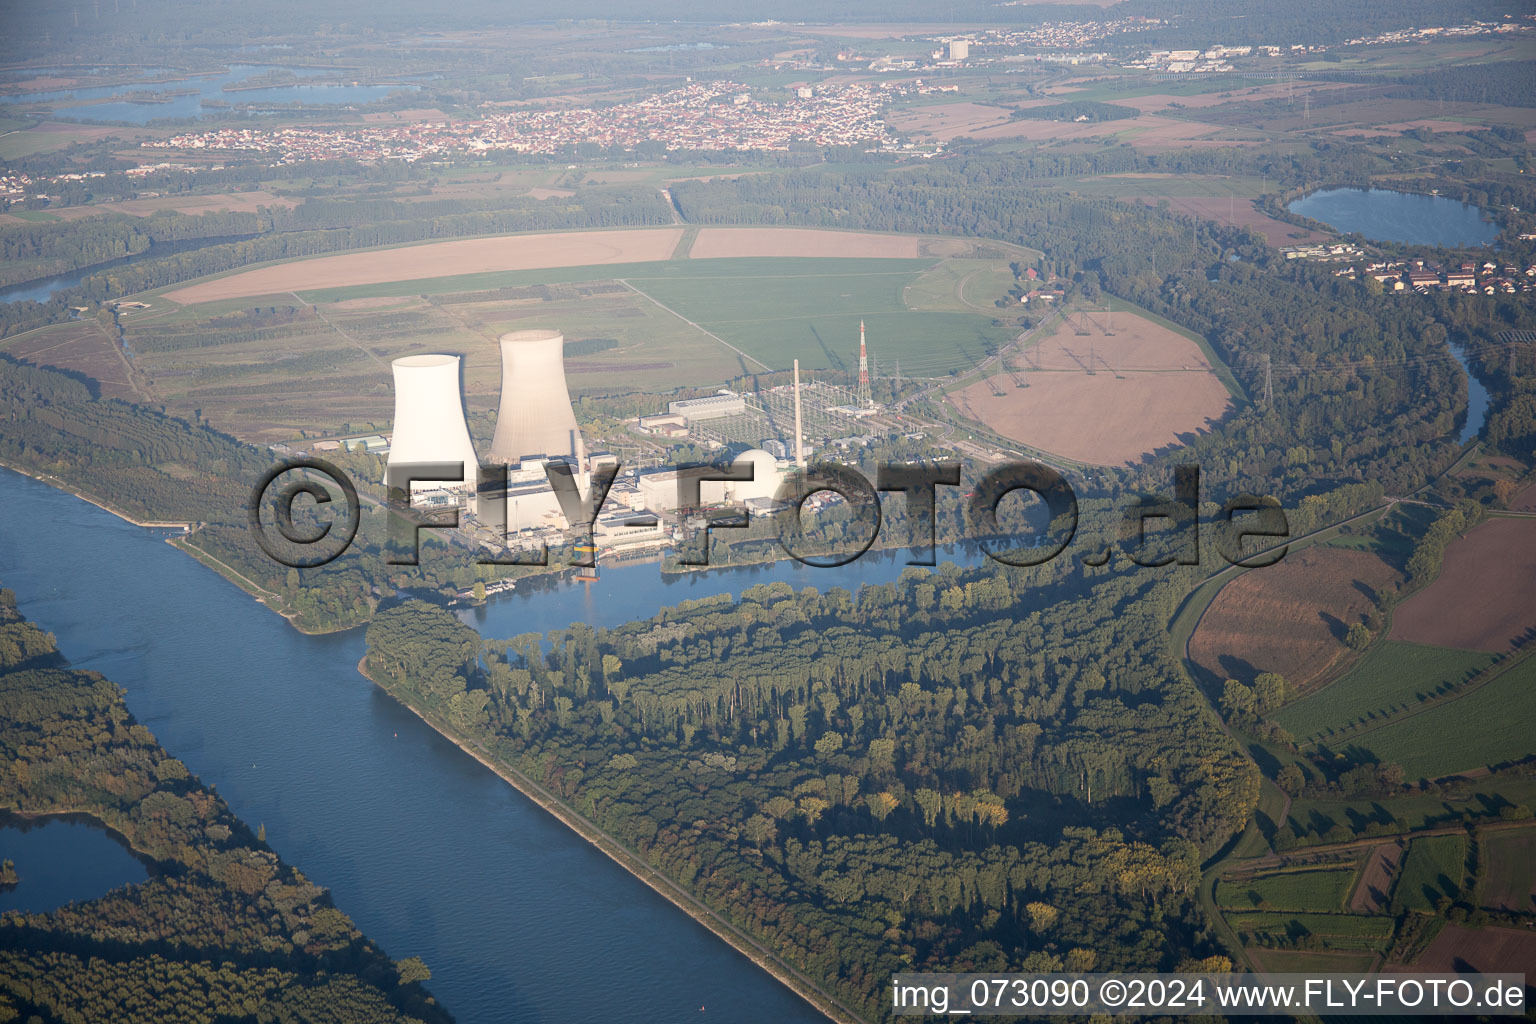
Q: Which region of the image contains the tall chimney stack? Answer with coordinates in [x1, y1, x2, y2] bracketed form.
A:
[793, 359, 806, 469]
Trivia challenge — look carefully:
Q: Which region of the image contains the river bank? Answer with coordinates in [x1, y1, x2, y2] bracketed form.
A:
[357, 654, 865, 1024]
[0, 457, 195, 529]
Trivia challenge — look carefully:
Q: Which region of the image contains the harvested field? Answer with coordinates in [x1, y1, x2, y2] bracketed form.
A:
[948, 309, 1233, 466]
[688, 227, 973, 260]
[163, 228, 685, 304]
[1133, 196, 1330, 247]
[1349, 841, 1405, 915]
[42, 190, 293, 221]
[946, 112, 1252, 148]
[1478, 829, 1536, 913]
[1190, 547, 1402, 689]
[1391, 518, 1536, 652]
[888, 100, 1049, 141]
[1511, 483, 1536, 512]
[2, 320, 139, 400]
[1388, 923, 1536, 974]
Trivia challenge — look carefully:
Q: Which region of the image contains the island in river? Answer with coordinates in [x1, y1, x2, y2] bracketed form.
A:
[0, 585, 449, 1024]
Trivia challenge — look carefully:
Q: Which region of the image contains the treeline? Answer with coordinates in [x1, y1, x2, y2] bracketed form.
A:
[1387, 61, 1536, 110]
[364, 543, 1256, 1017]
[0, 587, 449, 1024]
[2, 184, 671, 285]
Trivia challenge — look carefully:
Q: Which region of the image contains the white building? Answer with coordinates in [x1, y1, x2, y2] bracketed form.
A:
[668, 392, 747, 422]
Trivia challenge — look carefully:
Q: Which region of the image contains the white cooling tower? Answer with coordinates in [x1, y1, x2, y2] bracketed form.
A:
[489, 329, 583, 464]
[386, 354, 480, 489]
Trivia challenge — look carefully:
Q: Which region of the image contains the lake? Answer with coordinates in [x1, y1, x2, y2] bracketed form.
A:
[0, 467, 981, 1023]
[0, 64, 418, 125]
[1287, 188, 1499, 248]
[0, 814, 148, 915]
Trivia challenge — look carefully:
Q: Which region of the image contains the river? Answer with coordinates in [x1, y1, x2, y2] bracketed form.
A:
[0, 466, 982, 1023]
[0, 234, 257, 306]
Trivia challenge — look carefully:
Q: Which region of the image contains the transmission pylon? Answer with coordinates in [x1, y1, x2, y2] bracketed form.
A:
[1262, 353, 1274, 408]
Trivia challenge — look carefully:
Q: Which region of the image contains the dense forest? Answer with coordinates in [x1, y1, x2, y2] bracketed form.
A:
[363, 544, 1256, 1019]
[0, 587, 449, 1023]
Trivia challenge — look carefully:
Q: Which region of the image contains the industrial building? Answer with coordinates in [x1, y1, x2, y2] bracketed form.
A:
[635, 448, 787, 513]
[386, 353, 480, 490]
[489, 329, 584, 464]
[668, 392, 747, 422]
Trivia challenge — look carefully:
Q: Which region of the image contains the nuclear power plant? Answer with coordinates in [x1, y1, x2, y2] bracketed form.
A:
[489, 329, 583, 464]
[378, 324, 843, 559]
[385, 353, 480, 489]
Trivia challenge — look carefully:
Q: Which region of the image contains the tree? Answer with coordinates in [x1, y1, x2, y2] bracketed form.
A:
[1220, 679, 1255, 718]
[1276, 764, 1305, 796]
[1025, 901, 1059, 932]
[745, 814, 778, 848]
[1253, 673, 1290, 714]
[1345, 623, 1372, 651]
[396, 956, 432, 986]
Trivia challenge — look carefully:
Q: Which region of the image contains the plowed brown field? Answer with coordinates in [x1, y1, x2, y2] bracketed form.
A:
[1392, 518, 1536, 652]
[1189, 547, 1403, 688]
[163, 227, 685, 304]
[948, 309, 1233, 466]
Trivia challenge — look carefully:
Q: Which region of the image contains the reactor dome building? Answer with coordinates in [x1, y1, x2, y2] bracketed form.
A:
[489, 329, 584, 464]
[386, 353, 480, 489]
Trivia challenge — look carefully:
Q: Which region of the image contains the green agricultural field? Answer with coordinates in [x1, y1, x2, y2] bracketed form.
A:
[1216, 867, 1357, 913]
[1342, 655, 1536, 780]
[622, 259, 1015, 376]
[1286, 774, 1536, 841]
[1392, 835, 1467, 913]
[1225, 911, 1394, 950]
[115, 280, 748, 440]
[1246, 949, 1381, 972]
[1477, 829, 1536, 912]
[1274, 642, 1499, 745]
[902, 258, 1022, 314]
